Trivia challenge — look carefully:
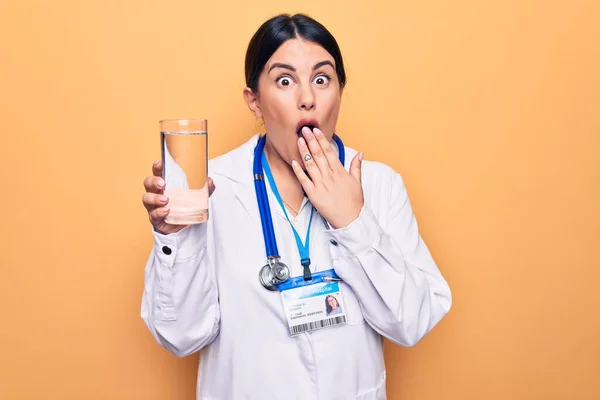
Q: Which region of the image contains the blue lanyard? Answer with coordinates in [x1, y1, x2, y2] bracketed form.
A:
[262, 152, 315, 280]
[253, 134, 345, 281]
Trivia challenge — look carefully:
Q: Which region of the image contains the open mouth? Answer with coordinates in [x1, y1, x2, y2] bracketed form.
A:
[296, 119, 319, 136]
[297, 124, 316, 135]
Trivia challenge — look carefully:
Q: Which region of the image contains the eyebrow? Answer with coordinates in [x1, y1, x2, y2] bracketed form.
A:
[268, 60, 335, 73]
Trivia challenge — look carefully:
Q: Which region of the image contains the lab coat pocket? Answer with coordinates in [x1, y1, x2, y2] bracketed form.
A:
[340, 282, 365, 326]
[355, 371, 386, 400]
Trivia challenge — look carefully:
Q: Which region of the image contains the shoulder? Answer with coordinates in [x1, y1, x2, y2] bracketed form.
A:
[344, 145, 406, 193]
[362, 160, 404, 188]
[345, 145, 410, 222]
[209, 135, 257, 174]
[207, 135, 258, 187]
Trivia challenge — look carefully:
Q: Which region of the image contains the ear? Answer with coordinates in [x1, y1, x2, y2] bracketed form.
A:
[243, 87, 263, 119]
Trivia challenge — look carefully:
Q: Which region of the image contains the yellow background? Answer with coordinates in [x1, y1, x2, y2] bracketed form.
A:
[1, 0, 599, 399]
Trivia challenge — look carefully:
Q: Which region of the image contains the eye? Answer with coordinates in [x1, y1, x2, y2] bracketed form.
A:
[313, 74, 331, 85]
[276, 76, 294, 87]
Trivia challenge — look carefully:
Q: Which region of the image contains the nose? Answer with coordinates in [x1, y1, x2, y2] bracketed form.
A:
[298, 84, 315, 111]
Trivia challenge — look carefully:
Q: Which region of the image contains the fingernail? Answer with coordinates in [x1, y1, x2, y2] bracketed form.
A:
[162, 206, 169, 212]
[359, 152, 364, 161]
[157, 179, 165, 187]
[292, 160, 299, 168]
[160, 196, 168, 202]
[313, 128, 322, 136]
[153, 160, 160, 166]
[298, 137, 306, 146]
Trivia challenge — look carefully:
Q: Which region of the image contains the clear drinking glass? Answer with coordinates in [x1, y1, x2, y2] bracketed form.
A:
[160, 119, 209, 225]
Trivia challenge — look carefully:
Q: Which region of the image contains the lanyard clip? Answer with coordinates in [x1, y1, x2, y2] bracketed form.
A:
[301, 258, 312, 281]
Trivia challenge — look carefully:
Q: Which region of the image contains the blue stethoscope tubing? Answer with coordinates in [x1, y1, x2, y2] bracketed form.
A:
[253, 133, 345, 289]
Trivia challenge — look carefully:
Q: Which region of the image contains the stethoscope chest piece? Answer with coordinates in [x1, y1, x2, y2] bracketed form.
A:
[259, 258, 290, 291]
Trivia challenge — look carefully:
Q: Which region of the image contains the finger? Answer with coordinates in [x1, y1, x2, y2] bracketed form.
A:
[291, 160, 315, 193]
[149, 205, 170, 225]
[312, 127, 341, 171]
[143, 175, 166, 194]
[207, 177, 216, 197]
[301, 127, 330, 177]
[298, 137, 321, 182]
[142, 192, 169, 211]
[152, 160, 163, 177]
[350, 152, 363, 183]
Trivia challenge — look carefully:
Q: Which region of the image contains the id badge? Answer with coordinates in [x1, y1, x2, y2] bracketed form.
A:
[279, 269, 347, 336]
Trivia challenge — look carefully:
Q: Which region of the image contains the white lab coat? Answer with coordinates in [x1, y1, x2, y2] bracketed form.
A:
[141, 134, 452, 400]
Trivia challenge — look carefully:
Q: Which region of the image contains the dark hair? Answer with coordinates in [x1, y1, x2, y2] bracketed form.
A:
[325, 295, 340, 314]
[244, 13, 347, 93]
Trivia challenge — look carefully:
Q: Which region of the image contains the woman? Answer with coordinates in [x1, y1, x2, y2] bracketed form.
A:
[141, 13, 452, 400]
[325, 295, 343, 316]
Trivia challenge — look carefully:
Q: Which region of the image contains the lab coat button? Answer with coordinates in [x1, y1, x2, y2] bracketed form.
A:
[162, 246, 172, 255]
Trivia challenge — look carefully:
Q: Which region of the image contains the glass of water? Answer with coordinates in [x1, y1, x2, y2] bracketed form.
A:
[160, 119, 209, 225]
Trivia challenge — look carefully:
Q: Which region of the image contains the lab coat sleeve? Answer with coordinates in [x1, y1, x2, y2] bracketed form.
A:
[140, 221, 220, 357]
[324, 171, 452, 347]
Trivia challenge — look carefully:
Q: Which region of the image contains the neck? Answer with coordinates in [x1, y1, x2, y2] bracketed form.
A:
[264, 137, 304, 212]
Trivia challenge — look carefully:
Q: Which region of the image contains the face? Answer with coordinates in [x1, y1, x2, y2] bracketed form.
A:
[244, 38, 342, 164]
[327, 296, 338, 309]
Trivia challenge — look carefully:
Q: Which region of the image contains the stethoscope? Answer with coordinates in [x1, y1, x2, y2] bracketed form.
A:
[253, 133, 345, 291]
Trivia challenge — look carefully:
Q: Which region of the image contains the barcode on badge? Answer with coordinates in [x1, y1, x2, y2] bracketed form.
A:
[289, 316, 347, 335]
